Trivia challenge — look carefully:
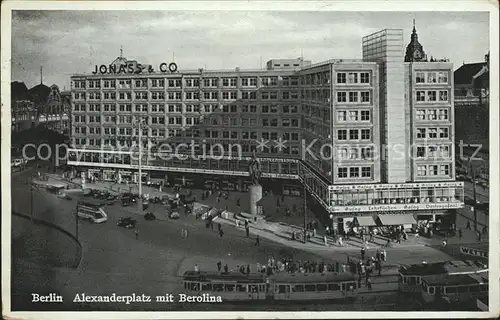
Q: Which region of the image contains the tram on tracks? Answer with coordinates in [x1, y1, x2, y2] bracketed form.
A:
[420, 273, 488, 305]
[182, 271, 359, 301]
[398, 260, 487, 293]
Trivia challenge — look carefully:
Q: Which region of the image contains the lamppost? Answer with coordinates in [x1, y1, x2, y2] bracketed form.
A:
[468, 158, 487, 231]
[303, 184, 307, 244]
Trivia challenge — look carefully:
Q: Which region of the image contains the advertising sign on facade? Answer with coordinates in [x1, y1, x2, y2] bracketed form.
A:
[328, 202, 464, 213]
[328, 181, 464, 191]
[460, 246, 488, 259]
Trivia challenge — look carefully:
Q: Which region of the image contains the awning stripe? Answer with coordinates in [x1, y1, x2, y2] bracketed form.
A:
[378, 214, 416, 225]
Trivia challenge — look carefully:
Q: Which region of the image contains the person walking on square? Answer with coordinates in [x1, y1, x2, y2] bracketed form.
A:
[458, 228, 463, 239]
[361, 247, 366, 261]
[382, 249, 387, 262]
[219, 228, 224, 238]
[255, 235, 260, 246]
[466, 220, 471, 230]
[217, 261, 222, 272]
[224, 264, 228, 273]
[246, 226, 250, 238]
[482, 225, 487, 235]
[134, 229, 139, 240]
[246, 264, 251, 275]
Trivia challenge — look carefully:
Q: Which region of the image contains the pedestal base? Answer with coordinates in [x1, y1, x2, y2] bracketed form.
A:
[249, 184, 263, 216]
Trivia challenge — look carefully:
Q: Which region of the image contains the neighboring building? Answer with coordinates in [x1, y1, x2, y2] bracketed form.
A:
[68, 26, 464, 233]
[30, 83, 71, 134]
[453, 53, 489, 149]
[266, 58, 311, 70]
[11, 81, 36, 132]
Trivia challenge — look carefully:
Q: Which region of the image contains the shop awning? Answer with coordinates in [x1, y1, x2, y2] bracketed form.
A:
[378, 214, 416, 226]
[354, 216, 377, 227]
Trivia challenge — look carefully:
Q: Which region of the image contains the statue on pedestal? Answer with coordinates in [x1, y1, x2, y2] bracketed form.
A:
[248, 151, 262, 186]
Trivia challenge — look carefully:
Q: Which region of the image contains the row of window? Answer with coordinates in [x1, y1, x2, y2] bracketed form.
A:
[337, 129, 372, 141]
[416, 145, 450, 158]
[337, 146, 374, 161]
[337, 110, 371, 122]
[73, 90, 305, 101]
[416, 164, 451, 176]
[415, 71, 449, 84]
[416, 90, 449, 102]
[337, 166, 372, 178]
[416, 109, 449, 121]
[416, 127, 450, 139]
[337, 91, 371, 103]
[336, 72, 371, 85]
[74, 76, 303, 90]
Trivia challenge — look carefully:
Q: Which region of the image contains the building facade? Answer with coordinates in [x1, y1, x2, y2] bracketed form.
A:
[67, 27, 464, 232]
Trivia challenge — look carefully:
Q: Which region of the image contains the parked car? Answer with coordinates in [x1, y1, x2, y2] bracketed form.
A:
[168, 210, 180, 220]
[117, 217, 136, 229]
[144, 212, 156, 221]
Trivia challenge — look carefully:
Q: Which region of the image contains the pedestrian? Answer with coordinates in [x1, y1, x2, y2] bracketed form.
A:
[369, 231, 374, 242]
[324, 235, 328, 246]
[224, 264, 228, 273]
[134, 229, 139, 240]
[478, 231, 482, 242]
[217, 261, 222, 272]
[466, 220, 471, 230]
[246, 264, 251, 275]
[236, 198, 240, 207]
[376, 250, 381, 261]
[377, 260, 382, 276]
[218, 223, 222, 232]
[367, 277, 372, 290]
[442, 240, 447, 247]
[361, 247, 366, 261]
[210, 220, 214, 230]
[246, 226, 250, 238]
[482, 225, 487, 235]
[255, 235, 260, 246]
[194, 264, 199, 272]
[385, 239, 391, 247]
[382, 249, 387, 262]
[181, 229, 185, 238]
[338, 236, 343, 246]
[397, 234, 401, 244]
[219, 228, 224, 238]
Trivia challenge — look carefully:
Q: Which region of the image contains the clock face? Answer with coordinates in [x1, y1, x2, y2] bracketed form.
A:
[414, 50, 422, 59]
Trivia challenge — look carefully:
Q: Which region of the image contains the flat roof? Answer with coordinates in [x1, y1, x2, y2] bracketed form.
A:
[400, 260, 485, 276]
[421, 274, 482, 286]
[269, 272, 356, 283]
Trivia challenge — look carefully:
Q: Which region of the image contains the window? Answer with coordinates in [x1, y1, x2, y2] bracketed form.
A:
[361, 167, 371, 177]
[337, 73, 346, 83]
[348, 111, 358, 121]
[349, 167, 360, 178]
[438, 72, 448, 83]
[439, 91, 448, 101]
[417, 165, 427, 176]
[361, 129, 371, 140]
[349, 92, 358, 103]
[361, 91, 370, 103]
[427, 72, 437, 83]
[440, 165, 449, 175]
[416, 109, 426, 120]
[416, 91, 426, 102]
[416, 72, 425, 83]
[360, 72, 370, 84]
[438, 109, 448, 120]
[439, 128, 449, 138]
[428, 128, 438, 138]
[337, 111, 347, 121]
[348, 72, 358, 84]
[428, 146, 438, 157]
[337, 92, 347, 102]
[427, 109, 437, 120]
[417, 128, 426, 139]
[338, 167, 348, 178]
[361, 110, 370, 121]
[427, 91, 437, 101]
[349, 129, 359, 140]
[440, 145, 450, 157]
[337, 129, 347, 140]
[429, 165, 438, 176]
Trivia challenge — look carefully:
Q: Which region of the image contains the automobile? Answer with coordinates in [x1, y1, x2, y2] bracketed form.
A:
[151, 196, 162, 204]
[144, 212, 156, 221]
[168, 211, 180, 220]
[117, 217, 136, 229]
[57, 192, 72, 200]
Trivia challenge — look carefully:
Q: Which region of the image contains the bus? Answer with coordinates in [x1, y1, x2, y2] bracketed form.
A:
[77, 199, 108, 223]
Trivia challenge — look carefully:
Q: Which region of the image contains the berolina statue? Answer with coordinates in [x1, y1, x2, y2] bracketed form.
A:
[248, 151, 262, 186]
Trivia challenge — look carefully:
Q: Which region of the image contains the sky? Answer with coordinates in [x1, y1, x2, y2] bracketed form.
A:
[11, 10, 490, 89]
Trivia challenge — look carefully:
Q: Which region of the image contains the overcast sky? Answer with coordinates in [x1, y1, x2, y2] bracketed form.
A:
[11, 10, 489, 89]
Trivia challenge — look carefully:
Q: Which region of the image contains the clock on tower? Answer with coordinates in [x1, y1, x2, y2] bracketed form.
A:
[413, 49, 422, 60]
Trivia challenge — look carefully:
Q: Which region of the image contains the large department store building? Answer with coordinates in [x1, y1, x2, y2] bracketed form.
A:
[68, 27, 465, 232]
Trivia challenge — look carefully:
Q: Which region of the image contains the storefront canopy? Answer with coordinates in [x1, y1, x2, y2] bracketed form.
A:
[378, 214, 416, 226]
[354, 216, 377, 227]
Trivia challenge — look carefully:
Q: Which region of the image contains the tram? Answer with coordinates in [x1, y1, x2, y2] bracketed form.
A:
[270, 272, 358, 301]
[398, 260, 487, 293]
[420, 273, 488, 305]
[182, 271, 359, 302]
